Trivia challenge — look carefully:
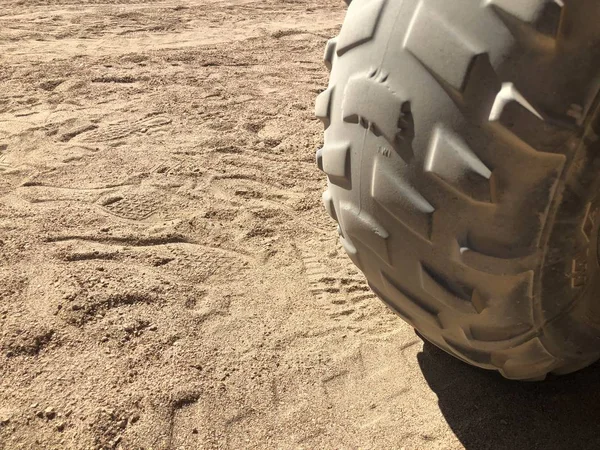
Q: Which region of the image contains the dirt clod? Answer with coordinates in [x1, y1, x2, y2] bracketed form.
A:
[44, 408, 56, 420]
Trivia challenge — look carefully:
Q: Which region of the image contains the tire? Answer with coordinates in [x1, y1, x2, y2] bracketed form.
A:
[316, 0, 600, 380]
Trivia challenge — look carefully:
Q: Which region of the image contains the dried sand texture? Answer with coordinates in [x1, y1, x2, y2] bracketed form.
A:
[1, 1, 600, 449]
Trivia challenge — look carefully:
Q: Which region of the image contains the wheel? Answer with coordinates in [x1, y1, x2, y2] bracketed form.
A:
[316, 0, 600, 380]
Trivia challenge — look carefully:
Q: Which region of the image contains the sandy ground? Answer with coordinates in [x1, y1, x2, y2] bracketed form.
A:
[2, 0, 600, 449]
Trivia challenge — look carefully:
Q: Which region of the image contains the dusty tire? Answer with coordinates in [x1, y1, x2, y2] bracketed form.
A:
[316, 0, 600, 380]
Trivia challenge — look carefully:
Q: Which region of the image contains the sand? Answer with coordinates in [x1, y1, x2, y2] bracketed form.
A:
[1, 0, 600, 449]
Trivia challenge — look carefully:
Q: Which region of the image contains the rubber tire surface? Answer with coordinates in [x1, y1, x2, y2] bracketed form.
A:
[316, 0, 600, 380]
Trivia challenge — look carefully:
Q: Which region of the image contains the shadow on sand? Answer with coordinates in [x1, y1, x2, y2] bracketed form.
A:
[418, 341, 600, 450]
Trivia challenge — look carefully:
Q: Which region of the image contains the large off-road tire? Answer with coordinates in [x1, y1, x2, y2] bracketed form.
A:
[316, 0, 600, 380]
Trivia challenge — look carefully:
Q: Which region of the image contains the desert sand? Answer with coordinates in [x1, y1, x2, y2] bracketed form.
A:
[1, 0, 600, 449]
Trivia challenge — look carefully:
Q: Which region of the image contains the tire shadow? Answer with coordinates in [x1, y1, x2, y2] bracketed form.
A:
[418, 341, 600, 450]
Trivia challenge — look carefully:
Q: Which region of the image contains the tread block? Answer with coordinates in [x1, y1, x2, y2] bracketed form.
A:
[497, 338, 556, 379]
[323, 38, 337, 71]
[459, 243, 538, 275]
[320, 143, 350, 182]
[425, 125, 493, 202]
[315, 86, 334, 129]
[380, 271, 442, 329]
[336, 0, 386, 57]
[483, 0, 552, 23]
[473, 270, 535, 339]
[342, 73, 411, 149]
[470, 322, 532, 342]
[489, 82, 543, 122]
[403, 2, 480, 90]
[420, 264, 478, 314]
[315, 147, 323, 171]
[340, 236, 361, 269]
[340, 202, 390, 264]
[443, 336, 493, 366]
[322, 190, 338, 222]
[371, 156, 434, 240]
